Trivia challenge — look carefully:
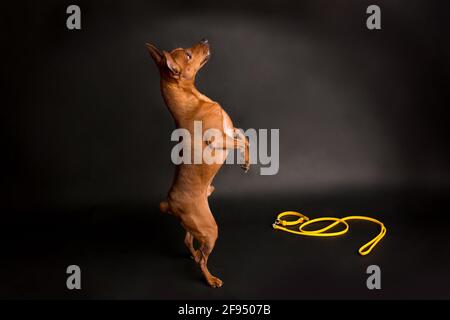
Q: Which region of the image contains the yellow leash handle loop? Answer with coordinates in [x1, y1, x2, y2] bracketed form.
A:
[273, 211, 386, 256]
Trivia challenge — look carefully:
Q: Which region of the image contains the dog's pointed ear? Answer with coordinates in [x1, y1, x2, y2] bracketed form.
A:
[145, 43, 163, 65]
[162, 50, 181, 75]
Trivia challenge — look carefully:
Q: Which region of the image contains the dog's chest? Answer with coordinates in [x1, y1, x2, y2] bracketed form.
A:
[220, 109, 235, 137]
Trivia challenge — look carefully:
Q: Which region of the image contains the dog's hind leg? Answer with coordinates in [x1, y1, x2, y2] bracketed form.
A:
[196, 236, 222, 287]
[184, 231, 197, 259]
[179, 201, 223, 287]
[192, 223, 222, 288]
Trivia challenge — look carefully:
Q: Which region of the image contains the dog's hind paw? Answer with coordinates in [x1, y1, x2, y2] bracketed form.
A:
[207, 276, 223, 288]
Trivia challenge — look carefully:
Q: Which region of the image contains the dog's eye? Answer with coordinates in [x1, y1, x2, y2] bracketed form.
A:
[185, 51, 192, 60]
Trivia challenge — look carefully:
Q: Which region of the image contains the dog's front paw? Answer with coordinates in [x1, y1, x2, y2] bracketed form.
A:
[240, 162, 250, 172]
[207, 276, 223, 288]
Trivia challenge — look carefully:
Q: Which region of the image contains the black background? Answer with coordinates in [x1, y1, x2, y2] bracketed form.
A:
[1, 0, 450, 299]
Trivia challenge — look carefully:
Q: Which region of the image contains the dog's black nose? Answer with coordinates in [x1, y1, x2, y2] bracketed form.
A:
[200, 38, 208, 44]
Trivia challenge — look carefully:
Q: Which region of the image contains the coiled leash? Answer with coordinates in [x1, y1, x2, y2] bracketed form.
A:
[272, 211, 386, 256]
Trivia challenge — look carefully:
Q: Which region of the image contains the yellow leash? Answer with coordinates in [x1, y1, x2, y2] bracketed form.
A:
[272, 211, 386, 256]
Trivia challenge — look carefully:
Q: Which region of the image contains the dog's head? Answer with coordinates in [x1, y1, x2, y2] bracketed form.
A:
[146, 39, 210, 82]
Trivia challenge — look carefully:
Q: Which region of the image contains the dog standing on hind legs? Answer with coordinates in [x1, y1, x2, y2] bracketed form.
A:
[145, 38, 250, 287]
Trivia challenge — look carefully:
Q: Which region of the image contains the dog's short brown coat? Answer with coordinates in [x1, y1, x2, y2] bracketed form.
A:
[146, 39, 249, 287]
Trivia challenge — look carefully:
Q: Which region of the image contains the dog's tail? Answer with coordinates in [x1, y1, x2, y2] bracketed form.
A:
[159, 200, 170, 214]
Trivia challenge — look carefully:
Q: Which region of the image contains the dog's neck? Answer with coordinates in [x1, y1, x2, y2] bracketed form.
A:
[161, 78, 213, 119]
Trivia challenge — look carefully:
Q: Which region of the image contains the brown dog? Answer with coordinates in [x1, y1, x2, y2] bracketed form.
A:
[146, 39, 250, 287]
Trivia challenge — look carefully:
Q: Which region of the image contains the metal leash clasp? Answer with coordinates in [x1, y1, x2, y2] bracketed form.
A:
[272, 218, 281, 228]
